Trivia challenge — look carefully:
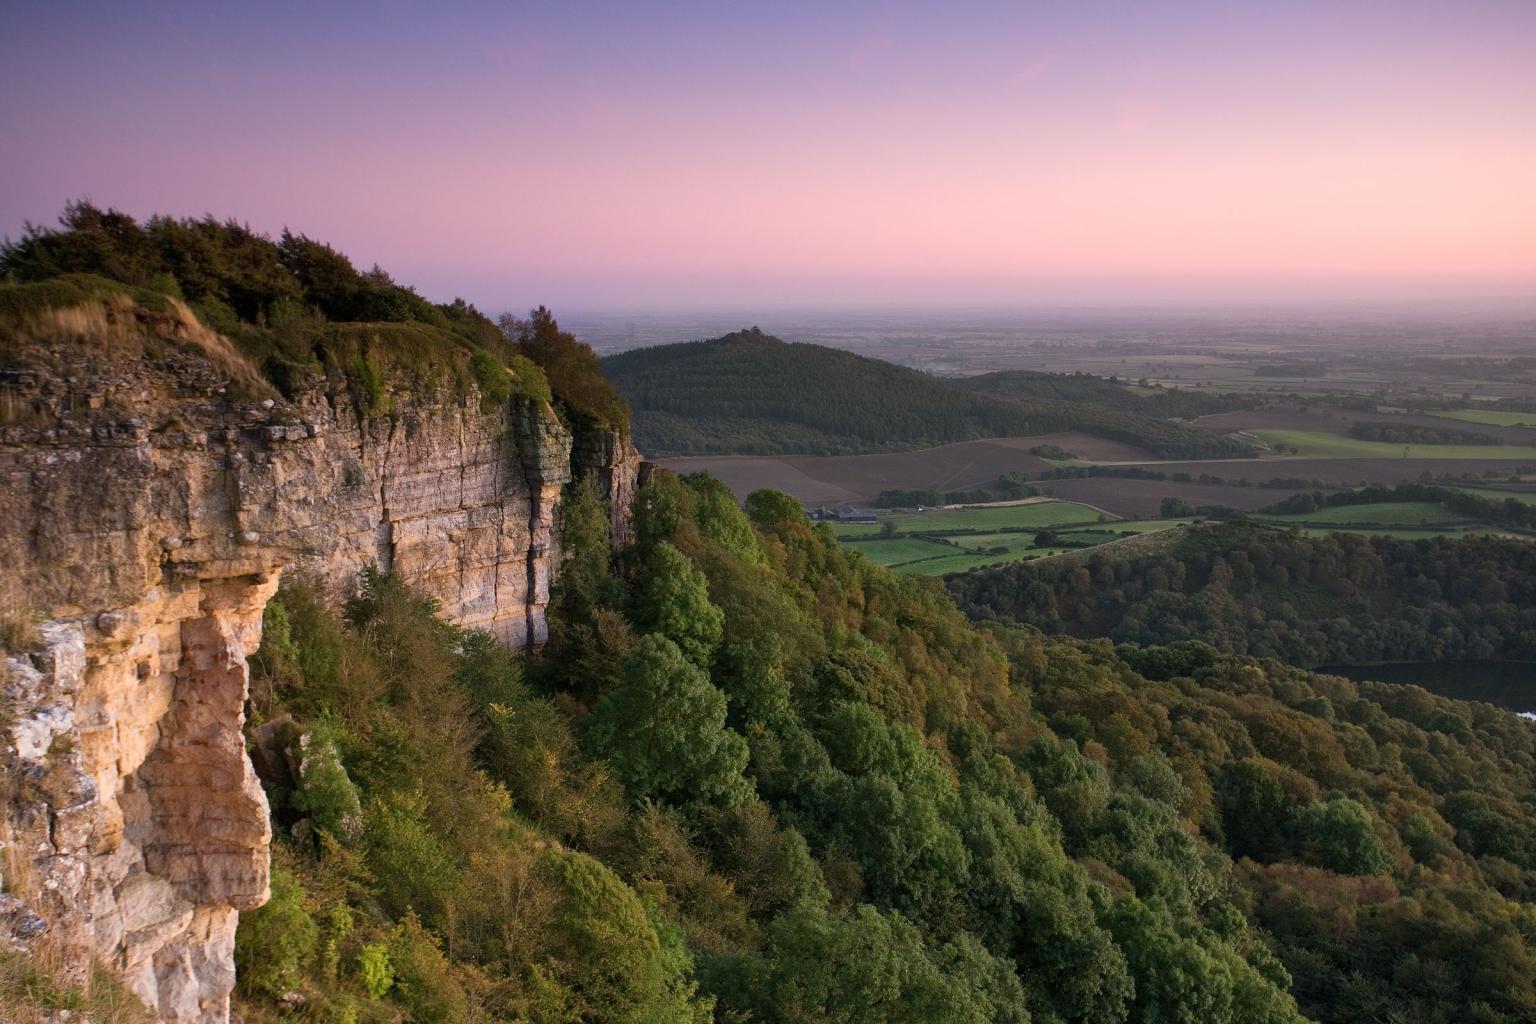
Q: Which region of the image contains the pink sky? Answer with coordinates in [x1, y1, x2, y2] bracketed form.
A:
[2, 1, 1533, 309]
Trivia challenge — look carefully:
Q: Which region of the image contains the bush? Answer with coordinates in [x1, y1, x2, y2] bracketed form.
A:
[356, 942, 393, 999]
[507, 352, 553, 405]
[539, 850, 713, 1023]
[585, 634, 752, 807]
[1289, 798, 1393, 875]
[388, 913, 473, 1023]
[469, 347, 511, 410]
[504, 306, 629, 432]
[292, 720, 364, 844]
[632, 541, 724, 667]
[235, 862, 318, 999]
[1160, 496, 1195, 517]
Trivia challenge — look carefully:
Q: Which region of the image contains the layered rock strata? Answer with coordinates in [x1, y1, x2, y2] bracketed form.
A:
[0, 345, 636, 1021]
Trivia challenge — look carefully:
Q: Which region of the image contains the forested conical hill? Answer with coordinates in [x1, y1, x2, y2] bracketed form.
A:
[602, 328, 1256, 458]
[235, 471, 1536, 1024]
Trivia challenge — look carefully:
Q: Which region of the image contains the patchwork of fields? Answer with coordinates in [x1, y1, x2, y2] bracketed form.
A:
[831, 499, 1182, 575]
[832, 490, 1536, 577]
[654, 395, 1536, 552]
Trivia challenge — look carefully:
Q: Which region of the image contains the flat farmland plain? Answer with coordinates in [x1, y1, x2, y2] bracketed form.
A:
[661, 437, 1064, 504]
[660, 448, 1536, 517]
[655, 399, 1536, 520]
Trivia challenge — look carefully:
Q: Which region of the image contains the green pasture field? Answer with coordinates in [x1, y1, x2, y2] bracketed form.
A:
[830, 522, 886, 539]
[1252, 429, 1536, 460]
[844, 516, 1187, 576]
[948, 533, 1040, 552]
[842, 537, 958, 566]
[890, 548, 1070, 576]
[1256, 501, 1468, 528]
[1455, 488, 1536, 505]
[1435, 409, 1536, 428]
[833, 499, 1108, 540]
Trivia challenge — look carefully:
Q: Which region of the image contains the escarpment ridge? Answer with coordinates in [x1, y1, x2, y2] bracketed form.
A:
[0, 262, 636, 1021]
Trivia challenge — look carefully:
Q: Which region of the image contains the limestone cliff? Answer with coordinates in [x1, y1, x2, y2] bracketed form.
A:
[0, 315, 637, 1021]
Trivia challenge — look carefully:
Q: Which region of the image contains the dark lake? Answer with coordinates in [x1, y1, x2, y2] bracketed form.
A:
[1318, 661, 1536, 715]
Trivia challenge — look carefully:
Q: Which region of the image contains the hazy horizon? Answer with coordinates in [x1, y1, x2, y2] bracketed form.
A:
[4, 1, 1534, 309]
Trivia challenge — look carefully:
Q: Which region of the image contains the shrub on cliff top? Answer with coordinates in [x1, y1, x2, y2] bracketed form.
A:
[1, 203, 592, 420]
[500, 306, 629, 434]
[469, 347, 510, 411]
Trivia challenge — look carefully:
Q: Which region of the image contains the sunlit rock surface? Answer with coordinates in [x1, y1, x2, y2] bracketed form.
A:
[0, 345, 636, 1021]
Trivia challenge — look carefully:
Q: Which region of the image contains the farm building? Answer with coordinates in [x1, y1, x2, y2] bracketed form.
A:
[810, 504, 879, 525]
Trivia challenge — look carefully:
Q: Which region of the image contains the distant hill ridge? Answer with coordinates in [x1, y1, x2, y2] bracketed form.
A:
[603, 327, 1257, 459]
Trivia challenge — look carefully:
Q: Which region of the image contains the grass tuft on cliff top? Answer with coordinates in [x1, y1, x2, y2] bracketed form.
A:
[0, 947, 155, 1023]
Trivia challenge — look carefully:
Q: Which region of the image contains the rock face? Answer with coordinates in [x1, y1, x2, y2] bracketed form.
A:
[0, 345, 637, 1021]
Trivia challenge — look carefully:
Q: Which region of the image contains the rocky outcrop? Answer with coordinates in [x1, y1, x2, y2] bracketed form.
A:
[0, 339, 637, 1021]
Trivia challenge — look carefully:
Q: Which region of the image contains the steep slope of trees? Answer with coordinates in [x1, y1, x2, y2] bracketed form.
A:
[951, 521, 1536, 665]
[602, 330, 1255, 458]
[236, 473, 1536, 1024]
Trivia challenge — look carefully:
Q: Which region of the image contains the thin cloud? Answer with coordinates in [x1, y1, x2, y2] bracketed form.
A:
[1013, 53, 1058, 84]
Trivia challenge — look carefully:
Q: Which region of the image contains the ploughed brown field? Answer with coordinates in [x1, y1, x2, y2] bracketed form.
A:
[1036, 479, 1302, 519]
[659, 432, 1135, 506]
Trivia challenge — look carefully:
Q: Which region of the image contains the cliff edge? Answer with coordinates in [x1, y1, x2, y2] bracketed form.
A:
[0, 288, 637, 1021]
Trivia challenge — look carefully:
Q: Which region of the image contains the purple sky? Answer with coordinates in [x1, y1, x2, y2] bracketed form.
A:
[3, 1, 1533, 310]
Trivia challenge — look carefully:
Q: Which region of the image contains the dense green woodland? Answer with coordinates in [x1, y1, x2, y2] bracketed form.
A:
[602, 330, 1256, 459]
[231, 473, 1536, 1024]
[0, 203, 626, 431]
[952, 521, 1536, 666]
